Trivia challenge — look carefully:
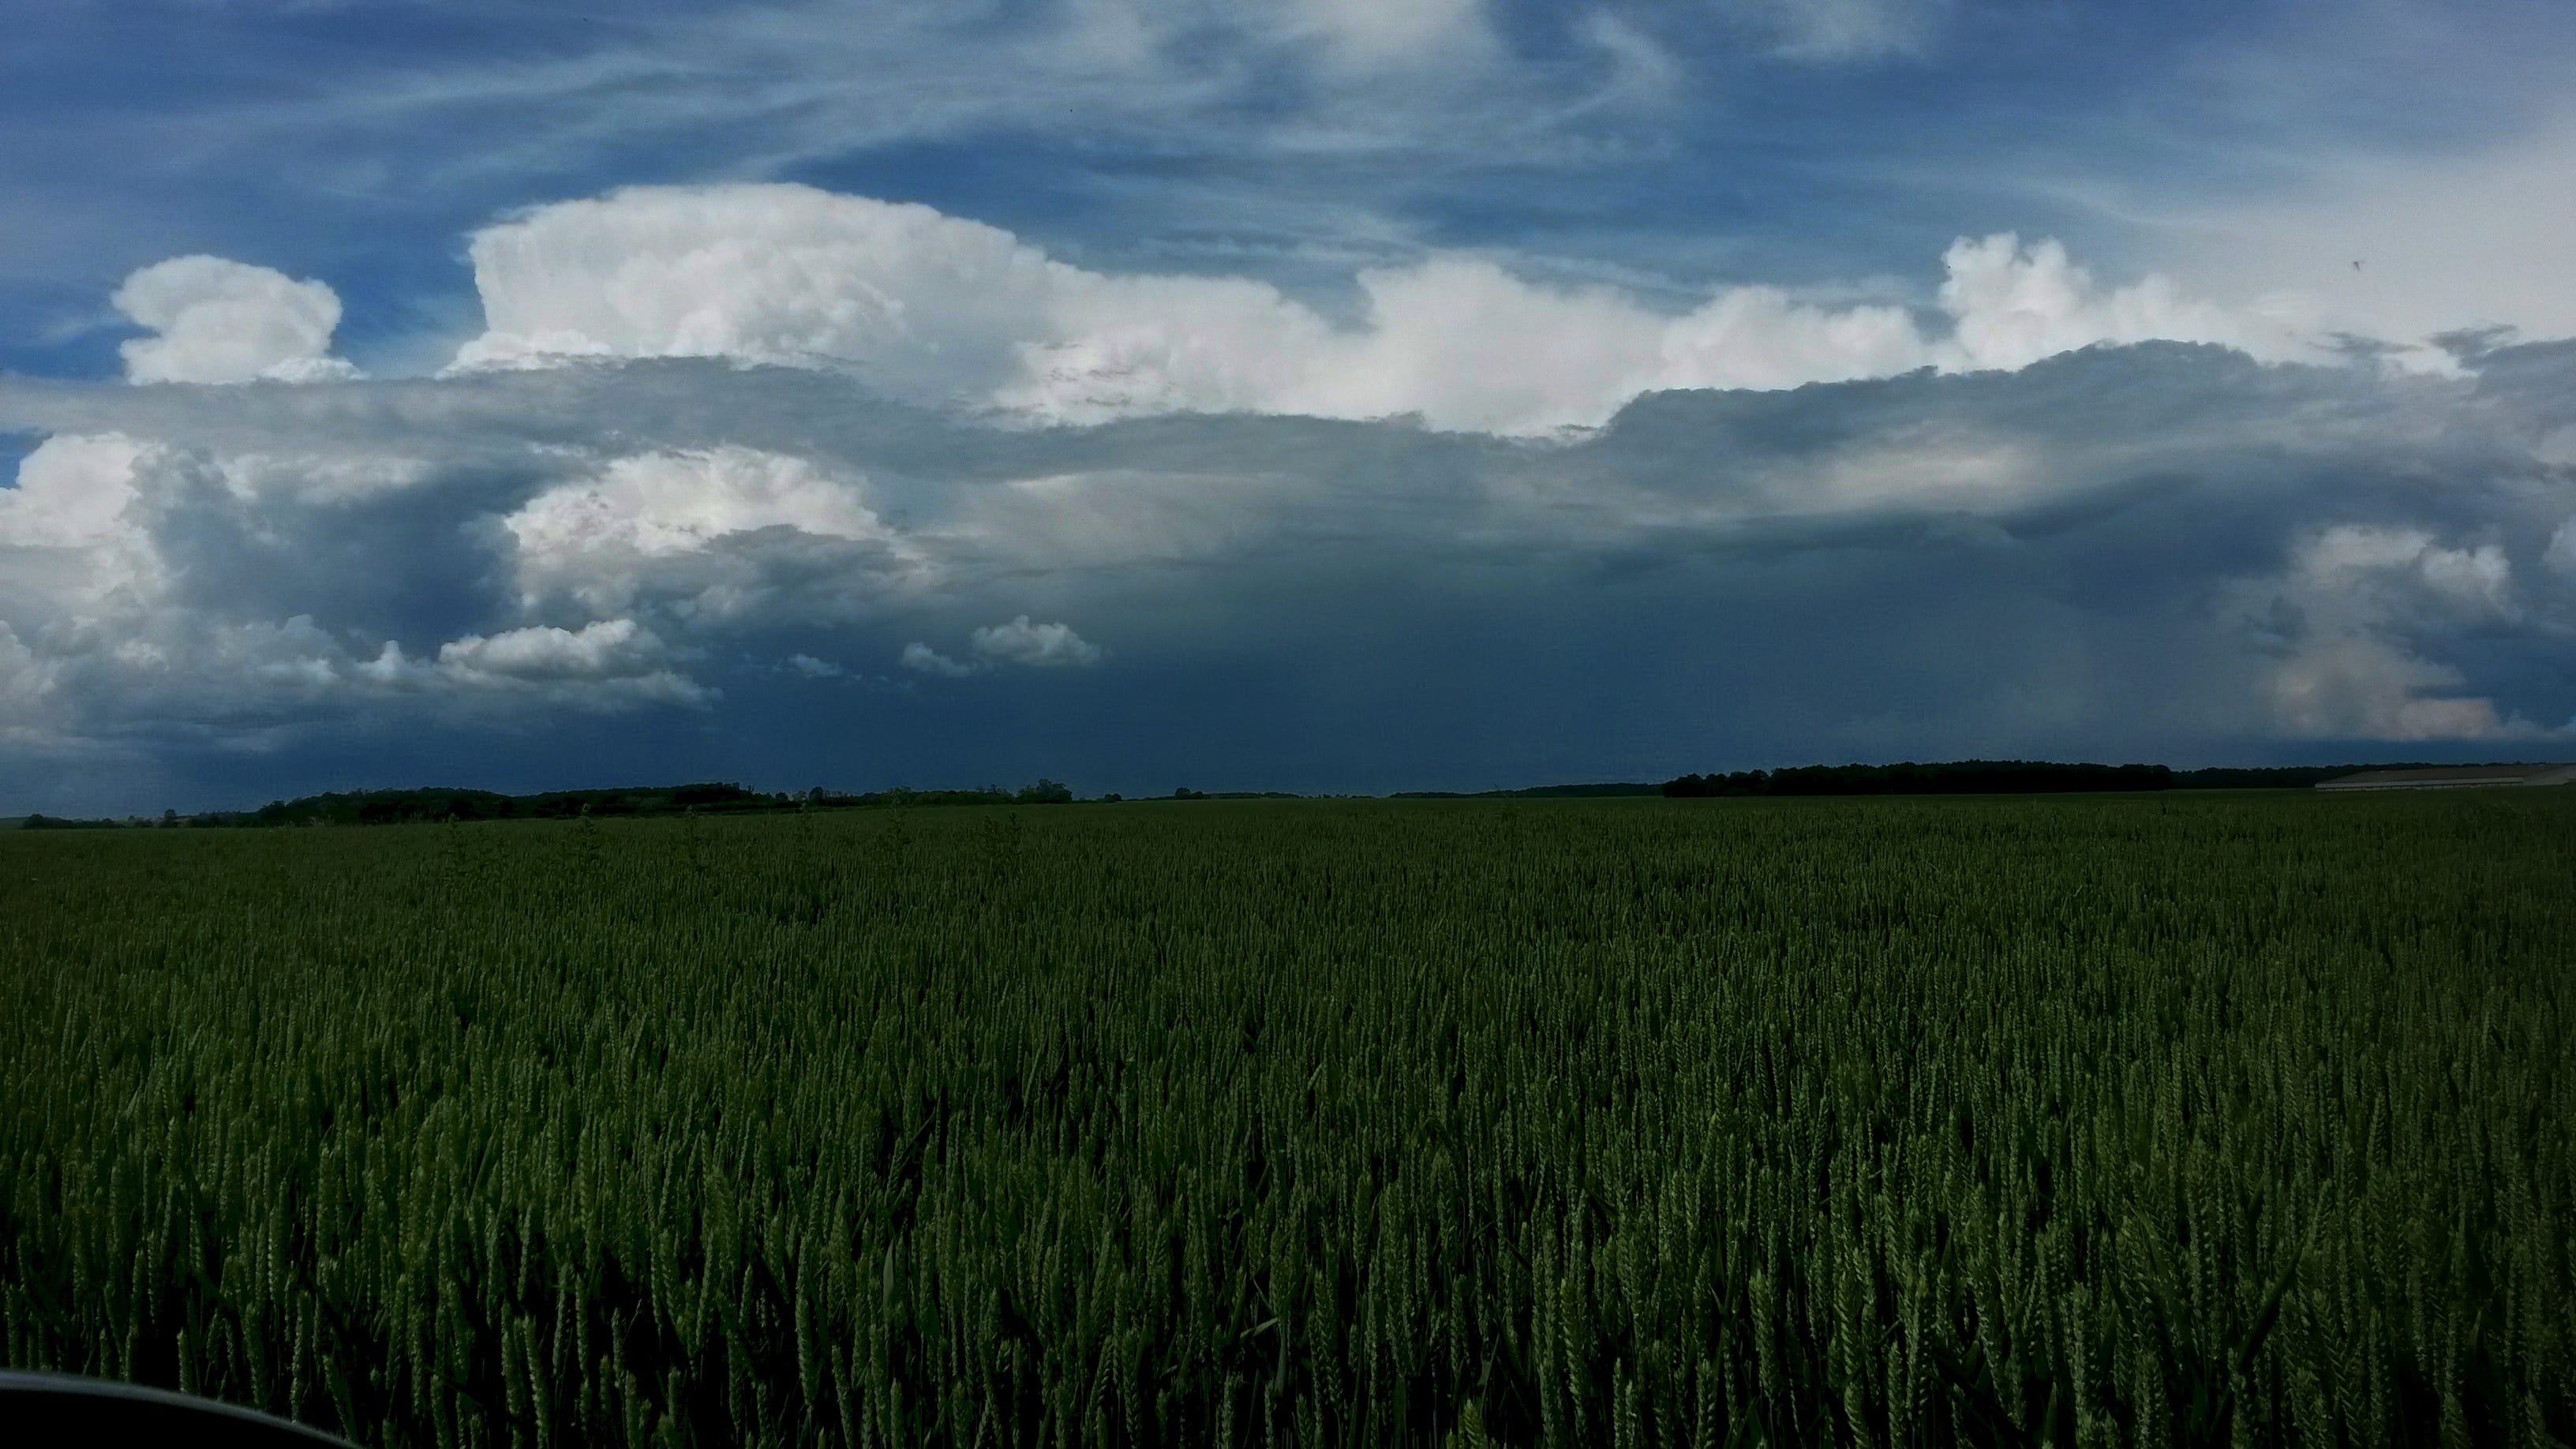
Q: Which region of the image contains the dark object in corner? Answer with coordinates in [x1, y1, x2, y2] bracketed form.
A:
[0, 1372, 354, 1447]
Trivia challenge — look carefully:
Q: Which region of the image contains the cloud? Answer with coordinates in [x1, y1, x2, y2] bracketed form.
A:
[2546, 518, 2576, 576]
[142, 0, 1536, 200]
[2173, 112, 2576, 354]
[503, 445, 928, 620]
[415, 618, 709, 705]
[0, 434, 164, 615]
[0, 436, 341, 743]
[447, 185, 2319, 436]
[0, 433, 150, 552]
[2236, 525, 2537, 741]
[901, 617, 1100, 675]
[1279, 0, 1492, 68]
[0, 432, 720, 751]
[972, 616, 1103, 668]
[0, 619, 51, 740]
[900, 642, 979, 678]
[1725, 0, 1947, 62]
[1573, 11, 1682, 103]
[1934, 234, 2311, 373]
[113, 256, 360, 385]
[433, 616, 668, 680]
[5, 335, 2574, 807]
[786, 652, 843, 679]
[454, 189, 1057, 395]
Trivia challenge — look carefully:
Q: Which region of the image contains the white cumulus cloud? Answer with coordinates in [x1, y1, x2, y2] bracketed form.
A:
[1935, 234, 2309, 373]
[2245, 524, 2535, 741]
[898, 618, 1103, 675]
[972, 615, 1103, 668]
[900, 642, 979, 677]
[114, 256, 359, 385]
[0, 433, 165, 607]
[0, 433, 151, 551]
[454, 188, 1058, 398]
[503, 445, 927, 620]
[0, 435, 718, 743]
[432, 617, 683, 683]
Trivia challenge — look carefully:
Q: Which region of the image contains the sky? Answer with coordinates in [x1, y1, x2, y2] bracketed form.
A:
[3, 0, 2574, 811]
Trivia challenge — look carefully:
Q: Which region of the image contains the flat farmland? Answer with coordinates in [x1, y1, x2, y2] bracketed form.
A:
[3, 792, 2570, 1447]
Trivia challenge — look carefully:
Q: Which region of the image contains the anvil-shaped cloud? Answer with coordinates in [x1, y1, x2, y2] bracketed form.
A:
[2, 185, 2570, 811]
[447, 185, 2318, 436]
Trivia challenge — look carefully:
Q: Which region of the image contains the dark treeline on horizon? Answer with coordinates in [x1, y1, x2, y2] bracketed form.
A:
[19, 780, 1080, 830]
[6, 760, 2506, 829]
[1658, 760, 2439, 797]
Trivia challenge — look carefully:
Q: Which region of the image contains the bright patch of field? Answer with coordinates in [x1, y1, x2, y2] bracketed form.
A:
[3, 792, 2571, 1446]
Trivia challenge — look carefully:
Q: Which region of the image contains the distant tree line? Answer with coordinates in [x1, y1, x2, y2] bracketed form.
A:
[10, 762, 2478, 829]
[2170, 764, 2446, 789]
[1664, 760, 2173, 796]
[1661, 761, 2451, 797]
[18, 780, 1088, 830]
[12, 781, 1316, 829]
[1392, 782, 1664, 799]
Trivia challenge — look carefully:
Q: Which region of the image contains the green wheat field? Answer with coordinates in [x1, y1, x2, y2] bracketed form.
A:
[3, 792, 2570, 1447]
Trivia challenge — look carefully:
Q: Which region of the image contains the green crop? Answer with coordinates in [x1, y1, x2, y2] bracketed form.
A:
[3, 792, 2570, 1446]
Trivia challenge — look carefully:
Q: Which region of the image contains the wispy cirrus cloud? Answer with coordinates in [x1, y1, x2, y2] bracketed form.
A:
[10, 0, 2576, 402]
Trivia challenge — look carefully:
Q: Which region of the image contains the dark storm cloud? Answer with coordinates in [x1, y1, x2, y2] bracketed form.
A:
[2, 340, 2572, 812]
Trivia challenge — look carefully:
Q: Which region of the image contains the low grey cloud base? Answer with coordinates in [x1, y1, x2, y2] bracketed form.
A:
[3, 338, 2573, 814]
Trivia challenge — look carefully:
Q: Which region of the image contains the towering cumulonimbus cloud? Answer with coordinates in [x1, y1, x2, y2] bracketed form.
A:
[113, 256, 360, 385]
[448, 184, 2323, 436]
[6, 332, 2568, 802]
[6, 182, 2570, 812]
[1931, 235, 2301, 373]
